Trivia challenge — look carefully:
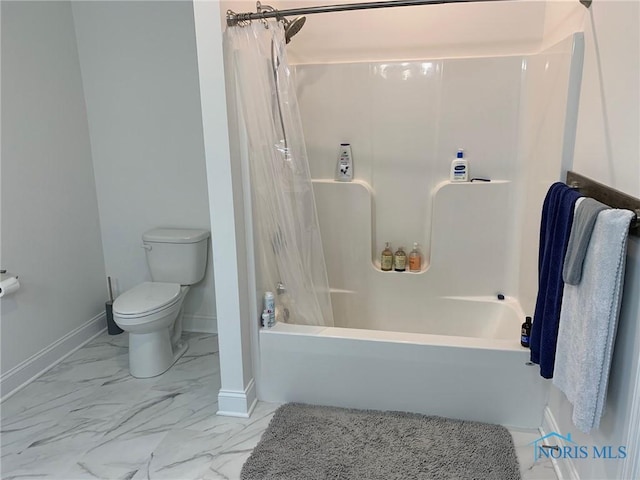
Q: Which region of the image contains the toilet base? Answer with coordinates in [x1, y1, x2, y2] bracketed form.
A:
[128, 329, 189, 378]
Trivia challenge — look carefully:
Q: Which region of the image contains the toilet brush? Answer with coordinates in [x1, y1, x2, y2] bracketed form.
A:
[106, 276, 123, 335]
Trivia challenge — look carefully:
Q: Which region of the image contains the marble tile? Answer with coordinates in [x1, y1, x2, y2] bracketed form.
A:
[1, 378, 96, 423]
[1, 415, 60, 458]
[202, 402, 279, 480]
[129, 429, 231, 480]
[149, 351, 219, 394]
[65, 376, 156, 422]
[0, 330, 555, 480]
[0, 332, 221, 480]
[100, 386, 219, 439]
[63, 431, 168, 480]
[202, 449, 254, 480]
[181, 332, 219, 356]
[509, 428, 558, 480]
[1, 417, 110, 478]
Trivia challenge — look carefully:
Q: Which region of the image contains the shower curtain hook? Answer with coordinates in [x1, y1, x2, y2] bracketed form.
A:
[256, 1, 277, 28]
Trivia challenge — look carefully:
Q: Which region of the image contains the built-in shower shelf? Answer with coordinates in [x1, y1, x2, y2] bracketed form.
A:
[372, 262, 429, 274]
[437, 179, 511, 188]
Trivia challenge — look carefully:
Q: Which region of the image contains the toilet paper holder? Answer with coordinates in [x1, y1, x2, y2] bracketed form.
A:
[0, 269, 18, 279]
[0, 269, 21, 298]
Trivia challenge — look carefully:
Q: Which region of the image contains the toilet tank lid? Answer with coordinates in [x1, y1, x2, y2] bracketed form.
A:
[143, 228, 210, 244]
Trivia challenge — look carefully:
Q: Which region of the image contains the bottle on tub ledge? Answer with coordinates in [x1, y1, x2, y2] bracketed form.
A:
[394, 246, 407, 272]
[521, 316, 532, 347]
[409, 242, 422, 272]
[335, 143, 353, 182]
[381, 242, 393, 271]
[263, 291, 276, 328]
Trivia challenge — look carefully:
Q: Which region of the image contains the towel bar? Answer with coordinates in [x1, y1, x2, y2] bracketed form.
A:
[566, 171, 640, 237]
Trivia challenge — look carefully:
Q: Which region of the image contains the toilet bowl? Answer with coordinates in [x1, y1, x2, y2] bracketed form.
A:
[113, 282, 190, 378]
[111, 227, 210, 379]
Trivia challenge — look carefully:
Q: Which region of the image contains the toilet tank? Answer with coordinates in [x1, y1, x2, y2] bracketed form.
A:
[142, 228, 210, 285]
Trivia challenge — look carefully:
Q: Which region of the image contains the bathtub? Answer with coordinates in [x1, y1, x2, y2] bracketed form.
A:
[258, 295, 548, 428]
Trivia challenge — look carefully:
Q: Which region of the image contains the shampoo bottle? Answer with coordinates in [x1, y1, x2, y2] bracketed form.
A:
[381, 242, 393, 271]
[336, 143, 353, 182]
[409, 242, 422, 272]
[450, 149, 469, 182]
[521, 316, 532, 347]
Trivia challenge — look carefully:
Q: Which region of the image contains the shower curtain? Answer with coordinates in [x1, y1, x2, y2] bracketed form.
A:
[224, 20, 334, 327]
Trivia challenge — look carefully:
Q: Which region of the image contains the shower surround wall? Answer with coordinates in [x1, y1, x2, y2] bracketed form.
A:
[298, 56, 521, 268]
[294, 34, 582, 325]
[253, 35, 582, 427]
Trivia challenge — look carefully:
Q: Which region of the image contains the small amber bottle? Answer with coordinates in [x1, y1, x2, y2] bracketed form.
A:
[394, 246, 407, 272]
[381, 242, 393, 271]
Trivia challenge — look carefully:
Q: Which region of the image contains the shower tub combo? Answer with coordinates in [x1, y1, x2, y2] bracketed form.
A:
[258, 181, 548, 429]
[224, 2, 581, 427]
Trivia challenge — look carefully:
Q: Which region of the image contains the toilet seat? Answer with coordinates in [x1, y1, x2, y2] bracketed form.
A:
[113, 282, 182, 318]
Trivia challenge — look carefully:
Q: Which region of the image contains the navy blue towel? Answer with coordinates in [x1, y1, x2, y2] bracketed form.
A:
[530, 182, 582, 379]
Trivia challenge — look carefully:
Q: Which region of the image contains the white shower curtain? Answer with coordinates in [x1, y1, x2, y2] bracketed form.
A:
[224, 20, 334, 327]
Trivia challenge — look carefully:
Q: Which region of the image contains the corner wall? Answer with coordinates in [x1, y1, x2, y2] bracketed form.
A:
[193, 0, 256, 417]
[516, 33, 584, 316]
[1, 1, 107, 395]
[71, 1, 216, 332]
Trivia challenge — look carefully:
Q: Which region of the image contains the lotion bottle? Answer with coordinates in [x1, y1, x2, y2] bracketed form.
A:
[450, 149, 468, 182]
[336, 143, 353, 182]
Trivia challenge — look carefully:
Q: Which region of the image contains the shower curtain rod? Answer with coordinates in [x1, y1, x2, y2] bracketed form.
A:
[227, 0, 591, 26]
[228, 0, 501, 26]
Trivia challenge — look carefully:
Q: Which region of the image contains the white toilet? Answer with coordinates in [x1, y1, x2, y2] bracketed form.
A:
[113, 228, 210, 378]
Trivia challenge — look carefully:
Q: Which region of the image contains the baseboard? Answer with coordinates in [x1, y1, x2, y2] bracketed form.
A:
[0, 313, 106, 402]
[217, 378, 257, 418]
[183, 313, 217, 333]
[541, 406, 580, 480]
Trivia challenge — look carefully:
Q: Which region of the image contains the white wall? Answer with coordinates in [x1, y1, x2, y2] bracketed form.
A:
[516, 33, 584, 316]
[547, 2, 640, 479]
[1, 1, 106, 387]
[297, 56, 523, 266]
[541, 0, 586, 50]
[71, 1, 216, 332]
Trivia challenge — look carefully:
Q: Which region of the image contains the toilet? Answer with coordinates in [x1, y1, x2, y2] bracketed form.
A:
[113, 228, 210, 378]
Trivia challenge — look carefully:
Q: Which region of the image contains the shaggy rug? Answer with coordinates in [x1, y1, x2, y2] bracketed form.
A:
[241, 403, 521, 480]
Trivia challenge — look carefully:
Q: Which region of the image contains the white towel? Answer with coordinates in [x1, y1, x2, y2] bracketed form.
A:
[553, 208, 634, 433]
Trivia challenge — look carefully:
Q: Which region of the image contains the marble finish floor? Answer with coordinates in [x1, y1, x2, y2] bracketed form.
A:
[1, 331, 557, 479]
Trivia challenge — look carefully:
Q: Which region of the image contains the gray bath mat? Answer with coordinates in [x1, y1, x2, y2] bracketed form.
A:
[241, 403, 520, 480]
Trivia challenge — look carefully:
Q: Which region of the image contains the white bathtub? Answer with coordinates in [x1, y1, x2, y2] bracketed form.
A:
[258, 296, 548, 428]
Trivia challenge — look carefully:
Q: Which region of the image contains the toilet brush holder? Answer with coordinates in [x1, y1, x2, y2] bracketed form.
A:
[106, 301, 123, 335]
[106, 276, 123, 335]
